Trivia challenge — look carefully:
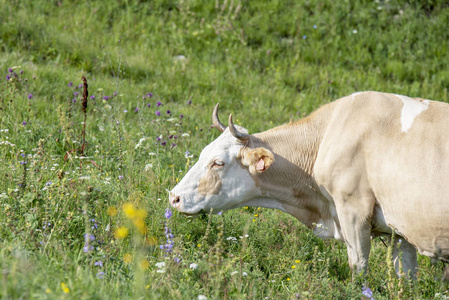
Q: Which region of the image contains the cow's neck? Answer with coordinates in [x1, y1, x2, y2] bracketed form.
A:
[249, 104, 337, 232]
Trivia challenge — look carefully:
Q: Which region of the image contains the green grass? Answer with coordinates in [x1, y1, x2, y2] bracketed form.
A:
[1, 0, 448, 298]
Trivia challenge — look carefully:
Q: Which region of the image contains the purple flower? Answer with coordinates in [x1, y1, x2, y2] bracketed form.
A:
[21, 153, 25, 157]
[20, 70, 23, 75]
[94, 261, 103, 267]
[147, 93, 153, 98]
[147, 103, 151, 108]
[78, 84, 83, 88]
[313, 25, 317, 29]
[27, 94, 32, 99]
[362, 286, 374, 299]
[187, 100, 192, 105]
[174, 135, 178, 139]
[173, 257, 181, 263]
[171, 143, 176, 148]
[84, 234, 95, 241]
[68, 81, 73, 87]
[303, 35, 307, 39]
[74, 92, 79, 97]
[22, 121, 27, 126]
[8, 68, 13, 73]
[165, 208, 172, 219]
[180, 114, 184, 119]
[90, 95, 95, 100]
[103, 96, 110, 100]
[83, 245, 94, 252]
[218, 211, 223, 215]
[155, 111, 161, 116]
[45, 181, 52, 186]
[96, 271, 105, 279]
[134, 107, 139, 113]
[156, 101, 162, 107]
[113, 91, 118, 96]
[123, 110, 128, 113]
[166, 110, 171, 114]
[156, 136, 161, 141]
[6, 74, 11, 81]
[161, 141, 167, 146]
[119, 175, 123, 180]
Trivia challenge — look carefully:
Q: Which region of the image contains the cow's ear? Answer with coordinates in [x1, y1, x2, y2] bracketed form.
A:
[242, 147, 275, 174]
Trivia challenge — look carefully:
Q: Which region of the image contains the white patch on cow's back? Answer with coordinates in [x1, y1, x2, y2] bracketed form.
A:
[351, 92, 364, 101]
[395, 94, 430, 133]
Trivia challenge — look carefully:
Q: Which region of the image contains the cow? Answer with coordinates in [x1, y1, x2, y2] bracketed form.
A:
[169, 91, 449, 277]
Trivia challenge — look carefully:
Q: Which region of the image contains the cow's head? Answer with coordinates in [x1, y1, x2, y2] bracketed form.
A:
[169, 104, 274, 216]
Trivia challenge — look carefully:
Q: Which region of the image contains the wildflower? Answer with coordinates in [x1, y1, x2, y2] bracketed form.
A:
[242, 272, 248, 276]
[218, 211, 223, 215]
[180, 114, 184, 119]
[165, 208, 172, 219]
[123, 110, 128, 113]
[155, 111, 161, 116]
[78, 84, 83, 88]
[107, 206, 117, 216]
[144, 164, 153, 171]
[61, 283, 69, 294]
[147, 93, 153, 98]
[45, 181, 52, 186]
[113, 91, 118, 96]
[147, 103, 151, 107]
[303, 35, 307, 39]
[6, 74, 11, 81]
[134, 107, 139, 113]
[313, 25, 317, 29]
[156, 101, 162, 107]
[103, 96, 110, 100]
[140, 259, 150, 270]
[90, 95, 95, 100]
[22, 121, 27, 126]
[96, 271, 105, 279]
[123, 203, 136, 218]
[353, 29, 358, 34]
[119, 175, 123, 180]
[114, 226, 129, 239]
[198, 295, 207, 300]
[28, 94, 33, 99]
[8, 67, 13, 73]
[74, 92, 79, 97]
[189, 263, 198, 270]
[187, 99, 192, 105]
[362, 286, 374, 299]
[20, 70, 24, 75]
[155, 262, 166, 268]
[231, 271, 239, 276]
[161, 141, 167, 146]
[94, 261, 103, 267]
[123, 253, 132, 263]
[68, 82, 73, 87]
[166, 110, 171, 114]
[291, 265, 296, 269]
[295, 260, 301, 263]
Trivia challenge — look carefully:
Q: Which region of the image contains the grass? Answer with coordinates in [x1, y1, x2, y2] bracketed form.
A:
[1, 0, 449, 298]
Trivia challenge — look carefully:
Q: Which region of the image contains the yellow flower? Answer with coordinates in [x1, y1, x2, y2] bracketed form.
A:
[107, 206, 117, 216]
[254, 214, 259, 217]
[122, 203, 136, 219]
[291, 265, 296, 269]
[197, 244, 201, 248]
[114, 226, 129, 239]
[145, 285, 150, 290]
[287, 278, 290, 281]
[123, 253, 132, 264]
[133, 218, 146, 234]
[252, 219, 256, 222]
[61, 283, 69, 294]
[295, 260, 301, 263]
[139, 259, 149, 270]
[45, 288, 51, 294]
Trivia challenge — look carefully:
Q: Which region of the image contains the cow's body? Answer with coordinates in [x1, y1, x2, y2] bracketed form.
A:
[170, 92, 449, 276]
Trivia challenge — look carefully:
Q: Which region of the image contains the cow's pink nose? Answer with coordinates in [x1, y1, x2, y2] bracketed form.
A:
[170, 194, 181, 207]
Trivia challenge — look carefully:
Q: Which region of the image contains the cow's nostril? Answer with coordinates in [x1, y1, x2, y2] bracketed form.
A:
[174, 196, 180, 204]
[170, 194, 181, 207]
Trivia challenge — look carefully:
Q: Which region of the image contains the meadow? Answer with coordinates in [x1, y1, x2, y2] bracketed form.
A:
[1, 0, 449, 298]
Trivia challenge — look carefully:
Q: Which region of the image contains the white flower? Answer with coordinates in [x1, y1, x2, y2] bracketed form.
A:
[226, 236, 237, 241]
[353, 29, 358, 34]
[242, 272, 248, 276]
[174, 55, 187, 62]
[189, 263, 198, 270]
[135, 137, 147, 149]
[197, 295, 207, 300]
[144, 164, 153, 171]
[149, 152, 156, 156]
[230, 271, 239, 276]
[181, 133, 190, 137]
[155, 262, 166, 268]
[156, 269, 165, 273]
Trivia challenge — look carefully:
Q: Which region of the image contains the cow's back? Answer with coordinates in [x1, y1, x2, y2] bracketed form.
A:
[314, 92, 449, 261]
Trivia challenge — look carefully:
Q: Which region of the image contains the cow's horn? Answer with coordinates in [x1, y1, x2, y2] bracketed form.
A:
[212, 103, 227, 133]
[228, 114, 250, 141]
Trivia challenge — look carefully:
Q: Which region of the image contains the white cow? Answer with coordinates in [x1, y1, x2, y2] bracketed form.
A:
[169, 92, 449, 276]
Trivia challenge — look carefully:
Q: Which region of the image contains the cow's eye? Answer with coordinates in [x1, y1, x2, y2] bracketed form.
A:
[212, 160, 224, 168]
